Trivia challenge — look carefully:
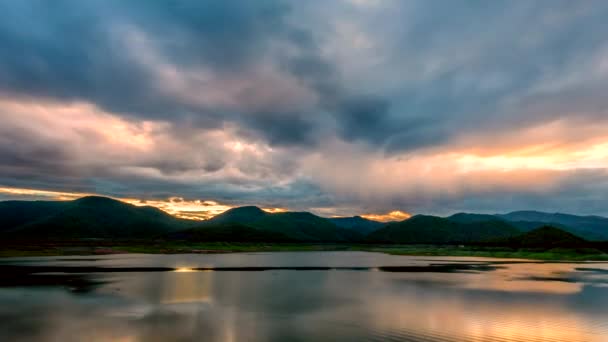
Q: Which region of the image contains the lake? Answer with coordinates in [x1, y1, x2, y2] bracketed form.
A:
[1, 252, 608, 341]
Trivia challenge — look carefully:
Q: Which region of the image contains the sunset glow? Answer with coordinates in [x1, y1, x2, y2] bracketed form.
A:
[361, 211, 412, 222]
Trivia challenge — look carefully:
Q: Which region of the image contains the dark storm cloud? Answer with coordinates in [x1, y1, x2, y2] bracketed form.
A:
[0, 0, 326, 146]
[0, 128, 70, 172]
[0, 0, 398, 149]
[279, 37, 398, 147]
[287, 0, 608, 153]
[372, 0, 608, 150]
[2, 0, 608, 215]
[2, 0, 608, 152]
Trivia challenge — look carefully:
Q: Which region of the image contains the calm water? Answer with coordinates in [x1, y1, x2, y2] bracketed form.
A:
[1, 252, 608, 341]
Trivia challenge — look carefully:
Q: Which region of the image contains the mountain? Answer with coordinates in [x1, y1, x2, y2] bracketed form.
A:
[490, 226, 588, 248]
[505, 220, 570, 232]
[498, 211, 608, 241]
[447, 213, 502, 224]
[2, 196, 606, 244]
[170, 223, 293, 242]
[0, 200, 70, 232]
[1, 196, 196, 239]
[202, 206, 362, 242]
[368, 215, 520, 244]
[207, 206, 268, 224]
[328, 216, 385, 235]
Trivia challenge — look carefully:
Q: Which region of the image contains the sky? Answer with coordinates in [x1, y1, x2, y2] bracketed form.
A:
[1, 0, 608, 219]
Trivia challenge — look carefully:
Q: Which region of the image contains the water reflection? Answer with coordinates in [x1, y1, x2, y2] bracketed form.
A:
[0, 252, 607, 341]
[161, 269, 212, 304]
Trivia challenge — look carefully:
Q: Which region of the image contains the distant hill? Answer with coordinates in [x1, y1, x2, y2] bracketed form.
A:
[498, 211, 608, 241]
[489, 226, 588, 248]
[447, 213, 502, 224]
[368, 215, 520, 244]
[208, 206, 268, 224]
[2, 197, 607, 245]
[201, 206, 362, 242]
[328, 216, 385, 235]
[0, 200, 70, 232]
[504, 220, 570, 232]
[1, 196, 196, 239]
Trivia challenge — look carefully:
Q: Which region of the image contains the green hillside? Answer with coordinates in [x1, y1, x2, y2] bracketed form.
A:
[368, 215, 520, 244]
[201, 206, 362, 242]
[0, 200, 70, 232]
[1, 197, 605, 247]
[447, 213, 502, 223]
[492, 226, 589, 248]
[498, 211, 608, 240]
[328, 216, 385, 235]
[1, 196, 196, 239]
[208, 206, 268, 224]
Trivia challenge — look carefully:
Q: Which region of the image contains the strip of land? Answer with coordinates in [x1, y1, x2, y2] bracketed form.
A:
[2, 241, 608, 261]
[2, 197, 608, 261]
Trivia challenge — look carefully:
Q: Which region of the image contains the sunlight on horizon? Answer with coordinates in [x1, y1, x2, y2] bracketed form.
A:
[0, 186, 408, 221]
[361, 210, 412, 222]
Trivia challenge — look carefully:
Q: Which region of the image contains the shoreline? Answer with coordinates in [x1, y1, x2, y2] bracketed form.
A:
[2, 242, 608, 261]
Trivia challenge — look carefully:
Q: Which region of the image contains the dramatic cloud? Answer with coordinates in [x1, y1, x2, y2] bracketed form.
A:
[1, 0, 608, 217]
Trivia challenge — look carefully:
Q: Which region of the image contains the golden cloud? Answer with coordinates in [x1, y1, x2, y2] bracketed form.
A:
[361, 210, 411, 222]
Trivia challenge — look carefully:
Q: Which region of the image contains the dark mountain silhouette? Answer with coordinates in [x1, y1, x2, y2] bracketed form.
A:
[368, 215, 520, 244]
[488, 226, 588, 248]
[505, 220, 570, 232]
[447, 213, 502, 224]
[201, 206, 362, 242]
[0, 200, 70, 232]
[328, 216, 385, 235]
[2, 197, 607, 245]
[498, 211, 608, 240]
[1, 196, 195, 239]
[208, 206, 268, 224]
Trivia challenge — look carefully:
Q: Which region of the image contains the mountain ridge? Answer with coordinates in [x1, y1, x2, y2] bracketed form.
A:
[0, 196, 196, 238]
[449, 210, 608, 241]
[368, 214, 521, 244]
[1, 196, 607, 243]
[328, 216, 385, 235]
[201, 206, 362, 242]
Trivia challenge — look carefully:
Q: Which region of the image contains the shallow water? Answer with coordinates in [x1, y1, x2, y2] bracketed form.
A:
[1, 252, 608, 341]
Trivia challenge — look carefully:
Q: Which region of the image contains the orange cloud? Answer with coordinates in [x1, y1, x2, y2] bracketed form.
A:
[0, 187, 92, 201]
[302, 118, 608, 205]
[0, 186, 297, 221]
[361, 210, 411, 222]
[262, 207, 288, 213]
[0, 187, 233, 221]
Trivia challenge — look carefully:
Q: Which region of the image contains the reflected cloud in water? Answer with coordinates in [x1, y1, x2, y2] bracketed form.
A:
[1, 253, 608, 341]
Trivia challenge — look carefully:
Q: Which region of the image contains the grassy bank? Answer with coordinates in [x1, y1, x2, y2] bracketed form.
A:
[2, 241, 608, 261]
[363, 245, 608, 261]
[0, 242, 354, 258]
